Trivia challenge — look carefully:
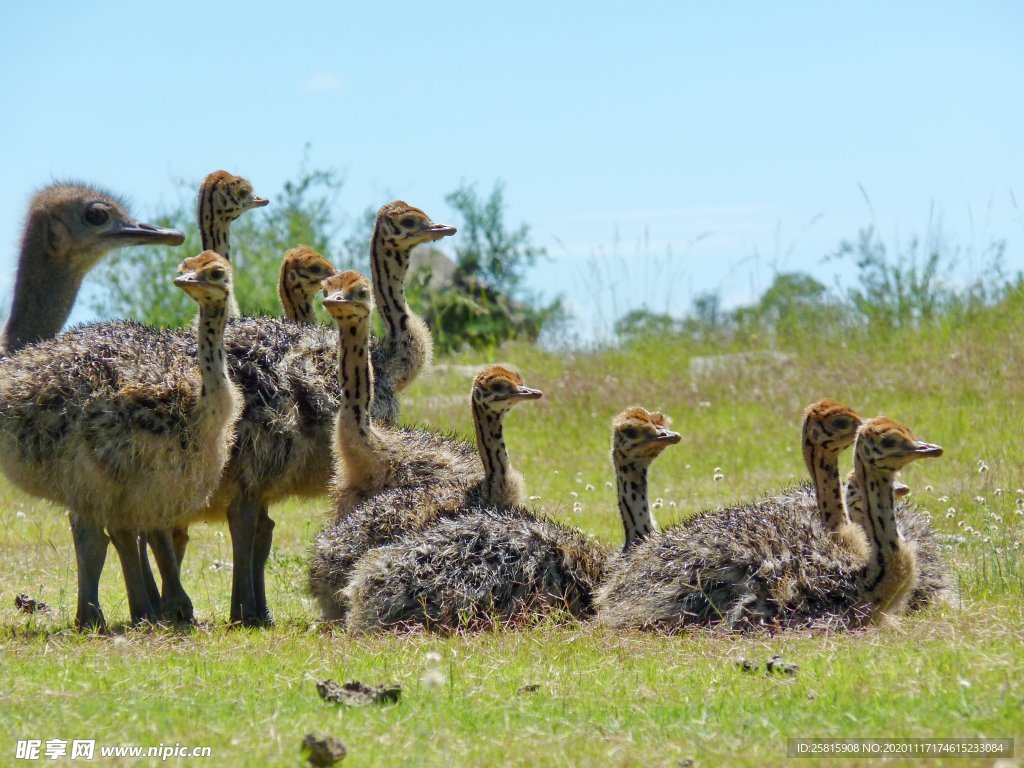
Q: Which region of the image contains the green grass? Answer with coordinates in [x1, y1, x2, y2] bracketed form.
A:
[2, 305, 1023, 766]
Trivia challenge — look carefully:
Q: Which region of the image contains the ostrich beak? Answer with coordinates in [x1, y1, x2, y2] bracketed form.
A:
[109, 220, 185, 246]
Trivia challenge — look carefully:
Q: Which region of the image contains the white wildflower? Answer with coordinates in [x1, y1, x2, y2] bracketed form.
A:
[421, 668, 446, 690]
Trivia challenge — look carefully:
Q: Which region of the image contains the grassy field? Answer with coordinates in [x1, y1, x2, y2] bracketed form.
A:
[1, 303, 1022, 766]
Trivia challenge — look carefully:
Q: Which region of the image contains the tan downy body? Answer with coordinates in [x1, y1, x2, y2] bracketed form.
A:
[0, 252, 241, 628]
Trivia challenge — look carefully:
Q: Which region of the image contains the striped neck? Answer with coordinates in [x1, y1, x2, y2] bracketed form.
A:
[370, 225, 410, 338]
[803, 439, 849, 533]
[279, 274, 315, 325]
[331, 307, 388, 501]
[472, 399, 513, 505]
[854, 457, 906, 600]
[369, 220, 433, 393]
[615, 452, 654, 550]
[197, 191, 240, 318]
[334, 313, 375, 435]
[195, 297, 229, 397]
[198, 194, 231, 261]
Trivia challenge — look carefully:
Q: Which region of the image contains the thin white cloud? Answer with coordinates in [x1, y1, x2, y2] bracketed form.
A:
[300, 72, 345, 94]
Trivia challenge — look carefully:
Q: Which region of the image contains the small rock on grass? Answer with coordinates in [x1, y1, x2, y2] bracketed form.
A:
[735, 657, 759, 673]
[316, 679, 402, 707]
[14, 594, 50, 614]
[301, 733, 347, 766]
[766, 655, 799, 676]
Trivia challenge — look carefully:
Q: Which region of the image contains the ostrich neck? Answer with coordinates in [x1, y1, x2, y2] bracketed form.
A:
[803, 439, 848, 532]
[279, 277, 315, 324]
[195, 298, 229, 398]
[370, 237, 410, 337]
[199, 213, 231, 260]
[472, 400, 514, 505]
[616, 457, 653, 550]
[1, 216, 85, 354]
[333, 313, 378, 464]
[854, 459, 901, 590]
[198, 208, 240, 318]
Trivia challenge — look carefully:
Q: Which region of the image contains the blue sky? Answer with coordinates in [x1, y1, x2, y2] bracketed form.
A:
[2, 2, 1021, 339]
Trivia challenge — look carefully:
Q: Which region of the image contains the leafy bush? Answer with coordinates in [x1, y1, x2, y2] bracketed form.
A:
[614, 226, 1016, 347]
[416, 182, 564, 353]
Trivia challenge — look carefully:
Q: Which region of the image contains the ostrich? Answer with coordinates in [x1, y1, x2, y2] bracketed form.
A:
[595, 416, 943, 631]
[0, 252, 242, 628]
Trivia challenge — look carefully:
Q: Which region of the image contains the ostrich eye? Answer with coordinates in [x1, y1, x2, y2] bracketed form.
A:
[209, 267, 226, 280]
[400, 217, 416, 228]
[622, 427, 640, 440]
[84, 205, 109, 226]
[881, 435, 897, 449]
[833, 417, 850, 430]
[309, 265, 323, 275]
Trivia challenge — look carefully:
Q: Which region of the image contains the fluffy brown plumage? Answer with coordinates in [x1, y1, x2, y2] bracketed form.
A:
[308, 273, 541, 621]
[596, 416, 943, 631]
[0, 252, 241, 628]
[338, 406, 681, 633]
[343, 507, 608, 632]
